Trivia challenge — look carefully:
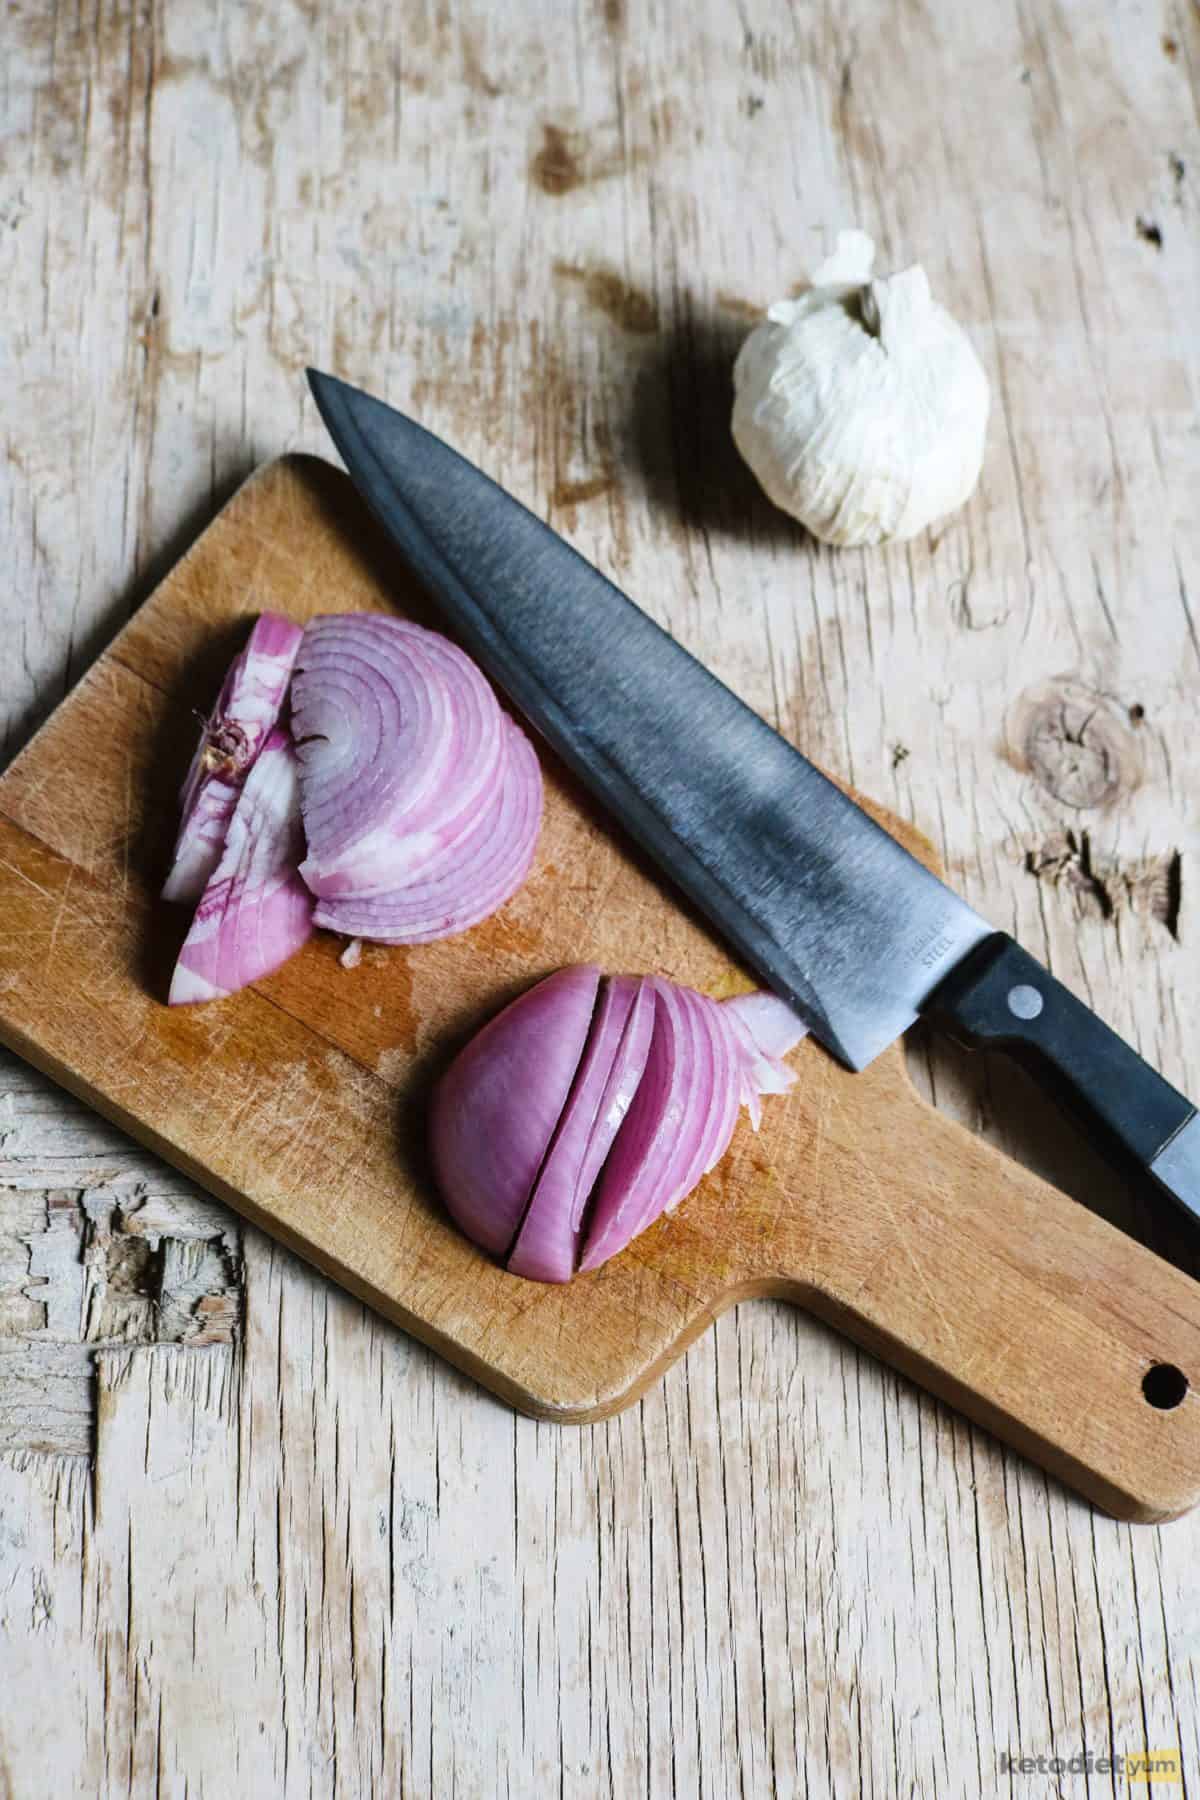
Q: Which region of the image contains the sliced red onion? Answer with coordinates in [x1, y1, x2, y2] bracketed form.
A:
[577, 977, 699, 1273]
[169, 729, 314, 1004]
[507, 975, 651, 1283]
[584, 980, 732, 1255]
[291, 614, 509, 899]
[580, 986, 807, 1264]
[163, 780, 245, 909]
[569, 979, 656, 1227]
[642, 982, 716, 1222]
[431, 965, 601, 1257]
[311, 722, 542, 945]
[162, 612, 303, 904]
[686, 991, 741, 1185]
[433, 966, 806, 1282]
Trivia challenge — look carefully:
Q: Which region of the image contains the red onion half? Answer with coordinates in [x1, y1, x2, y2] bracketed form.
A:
[432, 967, 808, 1281]
[169, 729, 314, 1004]
[162, 612, 303, 904]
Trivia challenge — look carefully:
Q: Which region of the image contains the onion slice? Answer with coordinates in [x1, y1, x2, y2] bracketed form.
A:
[579, 986, 808, 1266]
[291, 614, 508, 899]
[577, 977, 698, 1273]
[570, 979, 656, 1226]
[169, 729, 314, 1004]
[431, 965, 601, 1257]
[685, 990, 741, 1185]
[162, 613, 303, 904]
[312, 723, 541, 945]
[507, 975, 652, 1283]
[162, 609, 546, 997]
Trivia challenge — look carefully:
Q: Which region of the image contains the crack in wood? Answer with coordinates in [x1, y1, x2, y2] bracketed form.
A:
[0, 1183, 242, 1456]
[1024, 830, 1184, 939]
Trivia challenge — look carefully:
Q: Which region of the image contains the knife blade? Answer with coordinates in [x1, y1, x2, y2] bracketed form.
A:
[307, 369, 1200, 1227]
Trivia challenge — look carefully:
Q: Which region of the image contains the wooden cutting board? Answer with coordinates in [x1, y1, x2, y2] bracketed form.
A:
[1, 454, 1197, 1522]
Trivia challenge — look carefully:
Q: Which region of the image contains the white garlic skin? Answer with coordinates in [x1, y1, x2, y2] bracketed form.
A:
[731, 231, 990, 547]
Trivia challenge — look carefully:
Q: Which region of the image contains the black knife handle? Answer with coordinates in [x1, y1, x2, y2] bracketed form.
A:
[923, 933, 1200, 1228]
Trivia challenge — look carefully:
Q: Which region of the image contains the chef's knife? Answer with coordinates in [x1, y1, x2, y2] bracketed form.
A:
[307, 370, 1200, 1229]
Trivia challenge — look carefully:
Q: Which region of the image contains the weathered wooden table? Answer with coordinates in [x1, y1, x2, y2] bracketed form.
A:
[3, 2, 1198, 1793]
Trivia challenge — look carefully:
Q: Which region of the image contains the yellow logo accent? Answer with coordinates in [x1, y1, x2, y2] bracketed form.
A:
[1127, 1748, 1183, 1785]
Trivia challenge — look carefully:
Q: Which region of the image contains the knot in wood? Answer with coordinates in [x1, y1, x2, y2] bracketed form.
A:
[1008, 679, 1139, 810]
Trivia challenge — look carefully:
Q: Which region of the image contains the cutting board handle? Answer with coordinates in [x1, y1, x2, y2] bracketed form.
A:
[787, 1069, 1200, 1522]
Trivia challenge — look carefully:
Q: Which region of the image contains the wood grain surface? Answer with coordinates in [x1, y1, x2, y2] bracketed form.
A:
[2, 449, 1199, 1531]
[2, 0, 1199, 1793]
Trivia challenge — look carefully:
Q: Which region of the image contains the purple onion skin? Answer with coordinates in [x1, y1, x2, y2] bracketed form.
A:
[576, 977, 696, 1274]
[430, 966, 601, 1258]
[507, 975, 648, 1283]
[568, 979, 656, 1232]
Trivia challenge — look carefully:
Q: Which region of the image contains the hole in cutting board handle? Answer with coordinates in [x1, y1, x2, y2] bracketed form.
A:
[1142, 1363, 1189, 1410]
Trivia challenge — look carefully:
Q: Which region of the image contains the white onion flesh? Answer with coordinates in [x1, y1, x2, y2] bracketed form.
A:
[162, 613, 303, 904]
[169, 730, 314, 1004]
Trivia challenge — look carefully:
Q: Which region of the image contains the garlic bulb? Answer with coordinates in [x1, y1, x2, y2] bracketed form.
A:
[731, 231, 990, 547]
